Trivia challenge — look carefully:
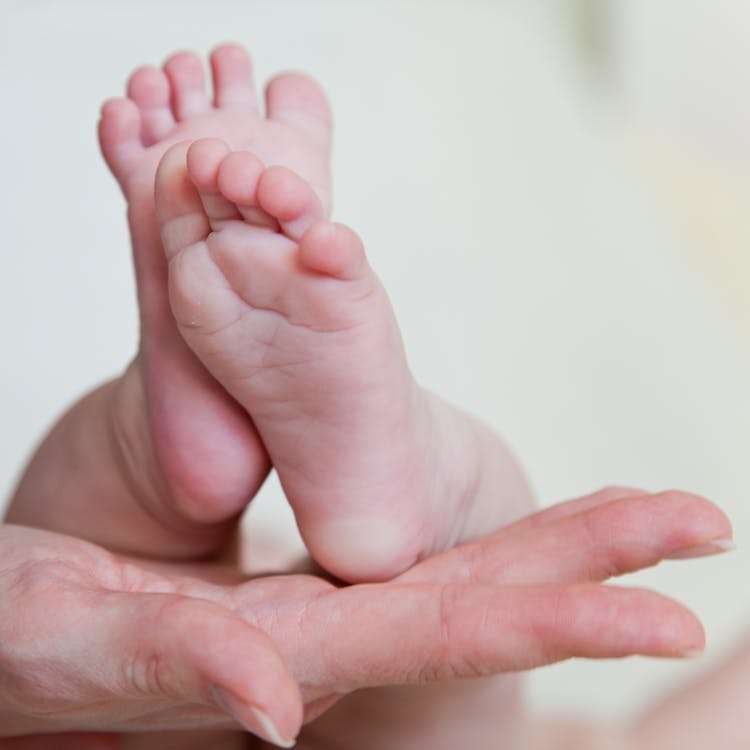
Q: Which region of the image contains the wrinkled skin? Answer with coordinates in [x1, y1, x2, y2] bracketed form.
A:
[0, 487, 732, 748]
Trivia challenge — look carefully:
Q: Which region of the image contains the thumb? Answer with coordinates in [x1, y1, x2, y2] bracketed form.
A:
[20, 590, 301, 748]
[99, 592, 300, 747]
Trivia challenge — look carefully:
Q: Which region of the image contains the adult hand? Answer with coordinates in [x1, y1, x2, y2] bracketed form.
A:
[72, 487, 734, 750]
[278, 487, 733, 750]
[152, 488, 731, 735]
[117, 487, 731, 750]
[0, 524, 302, 747]
[1, 488, 731, 750]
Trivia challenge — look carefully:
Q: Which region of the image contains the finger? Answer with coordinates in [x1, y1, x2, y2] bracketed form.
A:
[501, 486, 650, 532]
[103, 593, 300, 747]
[252, 581, 704, 695]
[400, 490, 733, 586]
[8, 589, 300, 748]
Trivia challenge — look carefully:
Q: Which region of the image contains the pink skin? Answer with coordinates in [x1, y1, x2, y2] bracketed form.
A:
[0, 489, 732, 749]
[0, 524, 303, 748]
[96, 45, 331, 546]
[5, 42, 737, 750]
[295, 486, 732, 750]
[630, 630, 750, 750]
[155, 138, 533, 582]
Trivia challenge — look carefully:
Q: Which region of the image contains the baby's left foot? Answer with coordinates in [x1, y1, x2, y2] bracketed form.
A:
[156, 139, 531, 581]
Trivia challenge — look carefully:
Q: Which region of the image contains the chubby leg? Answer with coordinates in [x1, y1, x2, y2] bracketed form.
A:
[156, 139, 534, 580]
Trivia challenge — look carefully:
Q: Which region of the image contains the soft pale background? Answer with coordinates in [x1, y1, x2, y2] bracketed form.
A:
[1, 0, 748, 728]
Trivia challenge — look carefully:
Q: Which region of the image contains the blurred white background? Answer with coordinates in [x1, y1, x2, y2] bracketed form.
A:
[1, 0, 748, 730]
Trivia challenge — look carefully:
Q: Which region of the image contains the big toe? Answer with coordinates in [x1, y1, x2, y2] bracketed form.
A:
[155, 142, 209, 261]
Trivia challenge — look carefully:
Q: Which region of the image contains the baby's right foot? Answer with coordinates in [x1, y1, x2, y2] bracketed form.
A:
[156, 140, 534, 580]
[97, 46, 332, 552]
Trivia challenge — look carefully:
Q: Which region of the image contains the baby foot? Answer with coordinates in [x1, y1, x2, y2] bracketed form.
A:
[97, 45, 332, 543]
[156, 140, 485, 580]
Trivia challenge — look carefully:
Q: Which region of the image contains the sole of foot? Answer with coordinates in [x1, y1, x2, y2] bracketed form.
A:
[156, 138, 467, 580]
[97, 45, 332, 545]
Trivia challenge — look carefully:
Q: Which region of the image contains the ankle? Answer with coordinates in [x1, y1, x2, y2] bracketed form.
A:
[107, 360, 170, 515]
[419, 390, 485, 550]
[420, 391, 536, 550]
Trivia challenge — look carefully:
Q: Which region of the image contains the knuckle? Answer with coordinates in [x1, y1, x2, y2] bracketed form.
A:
[417, 585, 484, 683]
[577, 512, 621, 580]
[118, 598, 185, 699]
[536, 586, 581, 666]
[121, 646, 173, 698]
[584, 502, 645, 579]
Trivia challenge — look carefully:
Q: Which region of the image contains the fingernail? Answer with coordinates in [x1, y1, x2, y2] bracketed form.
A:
[667, 538, 736, 560]
[249, 706, 296, 748]
[210, 686, 296, 748]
